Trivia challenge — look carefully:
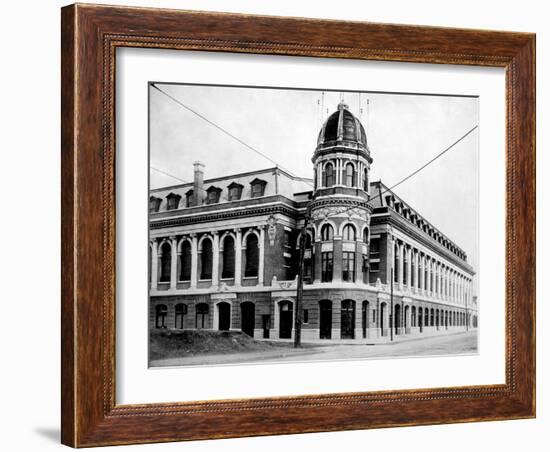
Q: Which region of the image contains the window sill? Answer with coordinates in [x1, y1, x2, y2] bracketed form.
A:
[243, 276, 258, 280]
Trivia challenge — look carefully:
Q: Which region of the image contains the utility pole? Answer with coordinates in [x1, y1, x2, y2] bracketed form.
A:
[294, 214, 310, 348]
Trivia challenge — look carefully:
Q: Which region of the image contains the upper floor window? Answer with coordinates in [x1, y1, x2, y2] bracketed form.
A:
[185, 189, 194, 208]
[250, 178, 267, 198]
[342, 224, 356, 241]
[179, 241, 191, 281]
[166, 193, 182, 210]
[344, 163, 356, 187]
[321, 224, 334, 241]
[159, 242, 172, 283]
[304, 234, 313, 281]
[283, 230, 292, 248]
[149, 196, 162, 213]
[321, 251, 333, 282]
[206, 186, 222, 204]
[200, 238, 213, 280]
[342, 252, 356, 282]
[323, 162, 335, 187]
[363, 228, 369, 244]
[363, 168, 368, 191]
[221, 235, 235, 279]
[244, 233, 259, 277]
[369, 238, 380, 256]
[228, 182, 244, 201]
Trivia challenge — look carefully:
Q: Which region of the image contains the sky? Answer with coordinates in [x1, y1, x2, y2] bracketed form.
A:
[149, 83, 479, 291]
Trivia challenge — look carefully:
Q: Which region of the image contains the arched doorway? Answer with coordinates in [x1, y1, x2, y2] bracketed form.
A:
[319, 300, 332, 339]
[362, 301, 369, 339]
[241, 302, 255, 337]
[279, 300, 293, 339]
[341, 300, 355, 339]
[217, 302, 230, 331]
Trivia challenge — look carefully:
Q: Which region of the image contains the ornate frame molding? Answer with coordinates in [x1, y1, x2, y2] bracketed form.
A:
[61, 4, 535, 447]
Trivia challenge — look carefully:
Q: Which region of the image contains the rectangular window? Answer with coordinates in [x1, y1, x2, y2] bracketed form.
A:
[369, 238, 380, 256]
[251, 183, 265, 198]
[342, 251, 355, 282]
[321, 251, 333, 282]
[283, 230, 292, 248]
[362, 254, 369, 283]
[284, 256, 294, 280]
[228, 186, 242, 201]
[369, 261, 380, 272]
[372, 310, 376, 323]
[207, 190, 220, 204]
[303, 309, 309, 324]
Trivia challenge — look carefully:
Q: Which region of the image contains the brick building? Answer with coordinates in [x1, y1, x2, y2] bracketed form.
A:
[149, 101, 478, 342]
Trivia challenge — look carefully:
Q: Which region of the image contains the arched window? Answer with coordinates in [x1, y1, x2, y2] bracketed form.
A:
[363, 227, 369, 244]
[155, 304, 167, 328]
[195, 303, 209, 329]
[179, 241, 191, 281]
[221, 235, 235, 279]
[363, 167, 368, 191]
[174, 303, 187, 329]
[200, 238, 213, 280]
[321, 224, 334, 241]
[342, 224, 356, 241]
[244, 233, 259, 277]
[159, 242, 172, 283]
[344, 162, 355, 187]
[323, 162, 335, 187]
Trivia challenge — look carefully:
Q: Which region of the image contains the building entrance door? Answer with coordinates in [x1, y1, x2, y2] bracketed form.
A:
[217, 302, 230, 331]
[319, 300, 332, 339]
[341, 300, 355, 339]
[241, 302, 255, 337]
[279, 301, 293, 339]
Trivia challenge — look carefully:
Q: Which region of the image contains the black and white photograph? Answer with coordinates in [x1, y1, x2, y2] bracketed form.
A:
[147, 83, 479, 367]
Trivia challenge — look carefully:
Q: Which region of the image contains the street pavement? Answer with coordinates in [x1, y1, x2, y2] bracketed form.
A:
[150, 330, 478, 367]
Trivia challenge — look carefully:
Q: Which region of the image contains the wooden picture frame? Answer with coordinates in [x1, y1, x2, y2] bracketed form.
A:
[61, 3, 535, 447]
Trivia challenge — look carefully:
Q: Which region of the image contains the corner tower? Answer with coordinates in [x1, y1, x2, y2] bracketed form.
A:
[308, 101, 373, 284]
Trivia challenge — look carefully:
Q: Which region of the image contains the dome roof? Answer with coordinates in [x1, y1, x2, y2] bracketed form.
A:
[317, 101, 367, 147]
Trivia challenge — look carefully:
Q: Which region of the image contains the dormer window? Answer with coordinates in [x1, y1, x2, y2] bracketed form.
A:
[228, 182, 244, 201]
[185, 189, 194, 208]
[149, 196, 162, 213]
[250, 178, 267, 198]
[166, 193, 182, 210]
[206, 186, 222, 204]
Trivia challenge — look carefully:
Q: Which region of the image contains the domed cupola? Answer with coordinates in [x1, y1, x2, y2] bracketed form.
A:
[311, 101, 373, 202]
[317, 101, 368, 150]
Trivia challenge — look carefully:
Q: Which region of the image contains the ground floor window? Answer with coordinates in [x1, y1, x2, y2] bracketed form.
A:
[155, 304, 167, 328]
[174, 303, 187, 329]
[195, 303, 209, 329]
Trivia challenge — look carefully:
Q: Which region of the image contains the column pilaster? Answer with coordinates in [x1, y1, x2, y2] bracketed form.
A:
[212, 231, 220, 287]
[234, 228, 242, 287]
[170, 236, 178, 289]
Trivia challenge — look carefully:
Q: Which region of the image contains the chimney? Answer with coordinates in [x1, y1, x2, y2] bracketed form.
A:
[193, 161, 206, 206]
